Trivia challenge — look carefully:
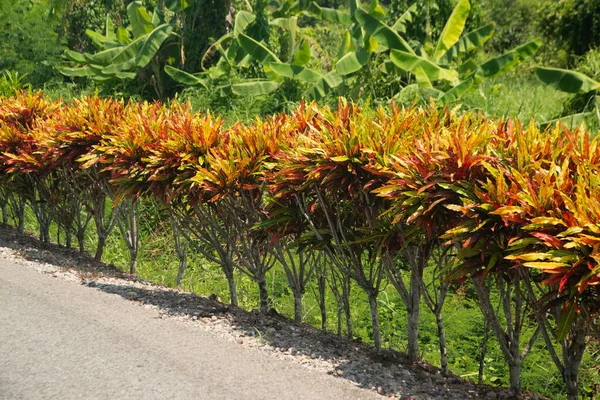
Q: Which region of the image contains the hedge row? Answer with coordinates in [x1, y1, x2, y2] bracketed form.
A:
[0, 92, 598, 398]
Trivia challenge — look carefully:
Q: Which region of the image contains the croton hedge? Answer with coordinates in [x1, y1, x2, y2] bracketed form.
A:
[0, 92, 598, 398]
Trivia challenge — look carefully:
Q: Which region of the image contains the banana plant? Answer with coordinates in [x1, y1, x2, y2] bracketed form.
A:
[166, 5, 344, 99]
[535, 67, 600, 128]
[58, 1, 180, 100]
[382, 0, 541, 105]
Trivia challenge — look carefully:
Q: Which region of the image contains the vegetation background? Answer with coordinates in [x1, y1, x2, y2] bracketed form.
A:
[2, 0, 600, 398]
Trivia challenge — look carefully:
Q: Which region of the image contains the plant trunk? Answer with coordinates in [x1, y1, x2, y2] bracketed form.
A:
[407, 304, 420, 363]
[293, 291, 303, 322]
[129, 253, 137, 275]
[17, 211, 24, 233]
[367, 291, 381, 350]
[407, 266, 422, 363]
[318, 274, 327, 330]
[565, 369, 579, 400]
[336, 302, 343, 336]
[479, 320, 489, 385]
[342, 276, 353, 337]
[176, 257, 186, 289]
[257, 277, 269, 314]
[77, 230, 85, 253]
[40, 221, 50, 243]
[94, 235, 106, 262]
[508, 361, 521, 397]
[435, 310, 448, 373]
[65, 230, 72, 249]
[1, 203, 7, 224]
[226, 271, 238, 307]
[563, 320, 587, 400]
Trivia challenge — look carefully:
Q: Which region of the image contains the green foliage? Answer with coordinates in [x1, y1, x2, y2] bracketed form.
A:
[59, 2, 178, 100]
[538, 0, 600, 63]
[0, 0, 63, 87]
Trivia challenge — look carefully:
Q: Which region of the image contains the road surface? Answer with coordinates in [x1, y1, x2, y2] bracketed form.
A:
[0, 257, 379, 400]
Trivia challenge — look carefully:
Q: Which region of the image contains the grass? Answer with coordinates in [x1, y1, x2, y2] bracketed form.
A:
[459, 68, 572, 124]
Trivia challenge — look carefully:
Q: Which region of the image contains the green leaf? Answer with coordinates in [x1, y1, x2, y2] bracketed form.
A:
[231, 80, 281, 96]
[127, 1, 154, 38]
[237, 33, 281, 64]
[557, 301, 577, 341]
[117, 27, 131, 44]
[136, 24, 173, 68]
[85, 29, 109, 49]
[268, 63, 321, 83]
[337, 30, 355, 60]
[354, 9, 414, 53]
[368, 0, 386, 19]
[111, 35, 147, 65]
[234, 11, 256, 37]
[335, 51, 369, 75]
[536, 67, 600, 94]
[438, 76, 474, 104]
[102, 58, 136, 75]
[440, 24, 494, 64]
[84, 47, 123, 65]
[164, 66, 208, 89]
[478, 39, 541, 78]
[165, 0, 193, 11]
[64, 50, 86, 63]
[115, 71, 137, 80]
[306, 70, 343, 100]
[293, 40, 311, 66]
[105, 15, 115, 42]
[390, 50, 458, 82]
[58, 66, 95, 77]
[306, 2, 352, 24]
[392, 3, 417, 34]
[433, 0, 470, 61]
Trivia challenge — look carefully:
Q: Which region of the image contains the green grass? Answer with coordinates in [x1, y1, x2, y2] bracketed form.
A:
[459, 69, 572, 124]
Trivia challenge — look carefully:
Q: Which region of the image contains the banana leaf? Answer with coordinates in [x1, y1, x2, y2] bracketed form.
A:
[231, 80, 281, 96]
[293, 40, 311, 66]
[111, 35, 147, 65]
[234, 11, 256, 37]
[433, 0, 470, 61]
[268, 63, 322, 83]
[440, 24, 494, 64]
[392, 3, 417, 34]
[238, 33, 281, 64]
[83, 47, 123, 65]
[57, 66, 95, 77]
[354, 9, 414, 53]
[335, 51, 369, 75]
[164, 66, 209, 90]
[478, 39, 541, 78]
[127, 1, 154, 38]
[307, 2, 352, 24]
[306, 70, 343, 100]
[535, 67, 600, 94]
[390, 50, 458, 82]
[136, 24, 174, 68]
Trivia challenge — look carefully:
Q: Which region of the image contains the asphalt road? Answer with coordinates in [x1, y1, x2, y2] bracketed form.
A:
[0, 258, 379, 400]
